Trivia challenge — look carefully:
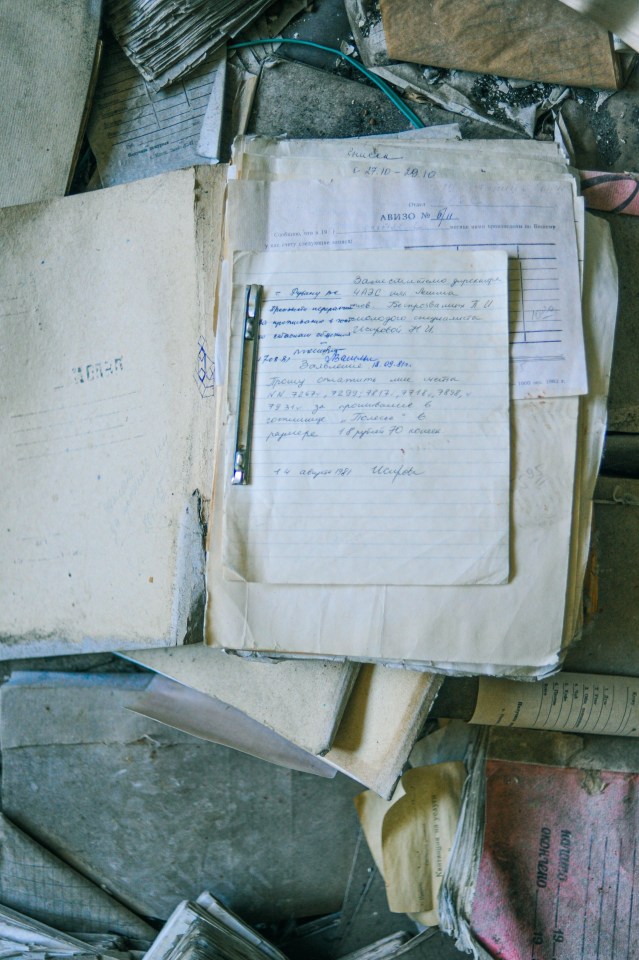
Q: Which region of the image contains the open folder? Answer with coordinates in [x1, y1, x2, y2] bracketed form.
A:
[206, 134, 618, 678]
[0, 133, 618, 679]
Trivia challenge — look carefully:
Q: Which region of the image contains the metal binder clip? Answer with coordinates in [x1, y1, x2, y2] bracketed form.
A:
[232, 283, 262, 485]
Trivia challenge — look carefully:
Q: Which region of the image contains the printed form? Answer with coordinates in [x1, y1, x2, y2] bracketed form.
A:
[223, 248, 510, 587]
[472, 673, 639, 737]
[88, 36, 225, 186]
[228, 175, 585, 400]
[474, 759, 639, 960]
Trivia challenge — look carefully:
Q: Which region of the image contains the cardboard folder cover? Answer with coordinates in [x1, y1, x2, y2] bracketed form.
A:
[0, 0, 101, 208]
[0, 166, 225, 656]
[379, 0, 624, 89]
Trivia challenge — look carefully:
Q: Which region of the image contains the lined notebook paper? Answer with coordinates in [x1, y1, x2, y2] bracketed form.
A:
[222, 247, 510, 587]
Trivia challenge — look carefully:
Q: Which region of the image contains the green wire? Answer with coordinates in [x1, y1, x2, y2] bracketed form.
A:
[228, 37, 425, 129]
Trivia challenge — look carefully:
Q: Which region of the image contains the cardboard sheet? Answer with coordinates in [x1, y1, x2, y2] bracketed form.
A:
[124, 644, 357, 755]
[379, 0, 621, 89]
[0, 0, 101, 207]
[558, 0, 639, 54]
[325, 666, 443, 799]
[0, 168, 220, 655]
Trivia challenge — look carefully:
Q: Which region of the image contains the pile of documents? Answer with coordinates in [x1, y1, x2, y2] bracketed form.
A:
[0, 127, 619, 805]
[209, 130, 618, 680]
[0, 4, 634, 957]
[353, 690, 639, 956]
[0, 903, 148, 960]
[142, 892, 288, 960]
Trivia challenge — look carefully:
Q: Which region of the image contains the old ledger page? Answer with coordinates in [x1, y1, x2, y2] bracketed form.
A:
[0, 0, 101, 207]
[0, 168, 219, 656]
[223, 248, 510, 586]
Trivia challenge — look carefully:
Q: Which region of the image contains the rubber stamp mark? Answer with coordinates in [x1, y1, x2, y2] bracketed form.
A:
[195, 336, 215, 398]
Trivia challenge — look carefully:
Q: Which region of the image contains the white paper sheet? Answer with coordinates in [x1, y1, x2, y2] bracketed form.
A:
[223, 248, 510, 586]
[228, 176, 586, 400]
[88, 36, 226, 186]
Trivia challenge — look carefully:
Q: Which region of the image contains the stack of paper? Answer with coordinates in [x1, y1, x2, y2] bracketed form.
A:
[143, 892, 287, 960]
[105, 0, 278, 89]
[205, 131, 618, 679]
[87, 35, 228, 187]
[0, 903, 142, 960]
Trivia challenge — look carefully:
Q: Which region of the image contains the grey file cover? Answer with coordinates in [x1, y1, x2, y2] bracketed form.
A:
[0, 672, 362, 922]
[0, 812, 153, 938]
[0, 167, 224, 657]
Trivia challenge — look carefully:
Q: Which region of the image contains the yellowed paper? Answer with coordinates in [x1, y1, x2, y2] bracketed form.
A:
[238, 151, 574, 187]
[471, 673, 639, 737]
[326, 666, 442, 798]
[208, 389, 578, 671]
[561, 214, 618, 656]
[355, 762, 466, 924]
[231, 134, 567, 171]
[207, 155, 615, 676]
[227, 176, 585, 401]
[223, 247, 510, 587]
[0, 169, 216, 655]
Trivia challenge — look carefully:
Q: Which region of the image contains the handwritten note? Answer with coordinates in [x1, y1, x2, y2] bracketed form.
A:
[471, 673, 639, 737]
[222, 248, 510, 587]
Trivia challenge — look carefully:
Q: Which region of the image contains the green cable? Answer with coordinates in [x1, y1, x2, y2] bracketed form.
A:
[228, 37, 425, 129]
